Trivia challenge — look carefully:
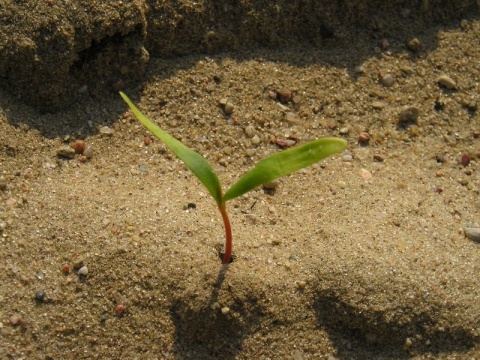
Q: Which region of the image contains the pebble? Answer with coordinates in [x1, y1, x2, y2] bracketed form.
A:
[359, 168, 372, 180]
[251, 135, 261, 145]
[115, 304, 127, 315]
[223, 101, 234, 115]
[245, 125, 255, 138]
[221, 307, 230, 315]
[57, 146, 76, 159]
[437, 75, 456, 89]
[342, 154, 353, 162]
[6, 198, 17, 207]
[379, 38, 390, 50]
[354, 65, 365, 74]
[9, 315, 22, 325]
[35, 290, 46, 302]
[263, 180, 279, 190]
[464, 227, 480, 243]
[0, 220, 4, 231]
[372, 101, 386, 109]
[83, 146, 94, 159]
[296, 280, 306, 289]
[278, 89, 293, 104]
[61, 263, 71, 274]
[358, 132, 370, 144]
[78, 84, 88, 93]
[339, 127, 349, 135]
[77, 266, 88, 276]
[460, 153, 470, 167]
[407, 38, 422, 52]
[71, 140, 87, 154]
[379, 73, 394, 87]
[373, 154, 385, 162]
[275, 138, 295, 148]
[99, 126, 115, 135]
[245, 214, 257, 224]
[245, 148, 255, 157]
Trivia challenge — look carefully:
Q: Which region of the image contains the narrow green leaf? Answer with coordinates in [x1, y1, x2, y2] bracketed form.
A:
[120, 92, 223, 204]
[223, 138, 347, 202]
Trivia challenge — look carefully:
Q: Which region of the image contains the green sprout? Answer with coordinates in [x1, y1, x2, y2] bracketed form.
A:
[120, 92, 347, 264]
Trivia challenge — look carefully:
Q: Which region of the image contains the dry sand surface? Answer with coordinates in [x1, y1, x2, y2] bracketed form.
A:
[1, 6, 480, 360]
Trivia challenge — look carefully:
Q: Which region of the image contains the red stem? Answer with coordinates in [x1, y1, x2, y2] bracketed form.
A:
[219, 203, 232, 264]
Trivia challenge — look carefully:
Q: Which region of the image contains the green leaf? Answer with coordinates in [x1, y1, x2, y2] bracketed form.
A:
[223, 138, 347, 202]
[120, 92, 223, 204]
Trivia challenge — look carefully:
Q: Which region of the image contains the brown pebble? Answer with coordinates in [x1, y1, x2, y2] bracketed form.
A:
[278, 89, 293, 104]
[358, 132, 370, 144]
[407, 38, 422, 52]
[275, 138, 290, 148]
[62, 263, 71, 274]
[473, 130, 480, 139]
[71, 140, 87, 154]
[144, 136, 152, 145]
[373, 154, 384, 162]
[461, 153, 471, 167]
[277, 138, 295, 147]
[379, 38, 390, 50]
[115, 304, 127, 315]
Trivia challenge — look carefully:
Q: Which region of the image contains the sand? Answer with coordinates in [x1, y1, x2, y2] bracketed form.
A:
[1, 5, 479, 360]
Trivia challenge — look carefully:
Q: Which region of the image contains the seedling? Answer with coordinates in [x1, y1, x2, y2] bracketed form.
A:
[120, 92, 347, 264]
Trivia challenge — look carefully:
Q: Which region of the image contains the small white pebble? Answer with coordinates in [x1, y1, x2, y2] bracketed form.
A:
[78, 266, 88, 275]
[221, 307, 230, 315]
[359, 168, 373, 180]
[83, 145, 93, 159]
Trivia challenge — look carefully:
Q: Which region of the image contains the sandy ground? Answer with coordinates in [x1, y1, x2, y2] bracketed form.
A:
[1, 15, 479, 360]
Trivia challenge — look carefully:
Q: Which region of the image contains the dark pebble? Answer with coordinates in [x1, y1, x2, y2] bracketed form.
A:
[35, 290, 46, 302]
